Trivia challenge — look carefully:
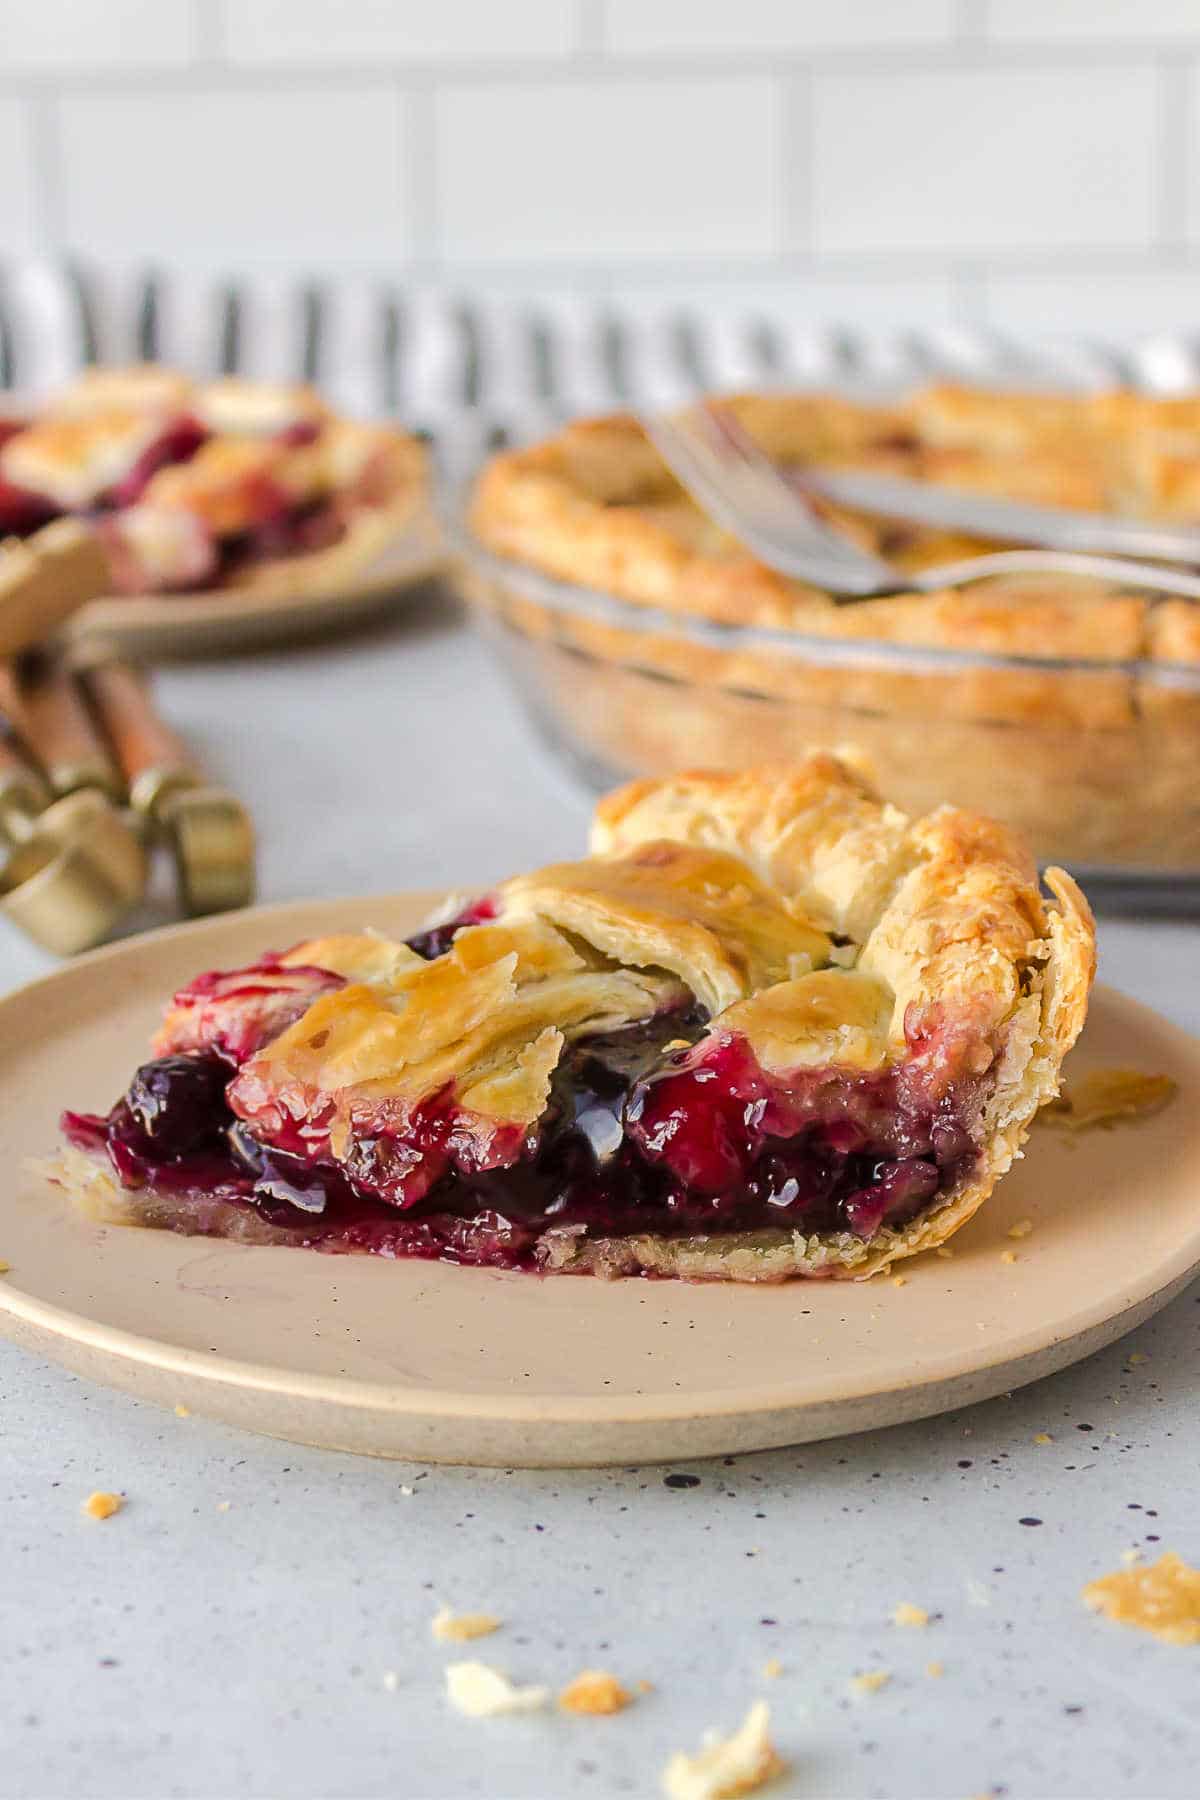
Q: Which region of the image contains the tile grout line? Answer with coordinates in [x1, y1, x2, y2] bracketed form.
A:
[25, 86, 64, 257]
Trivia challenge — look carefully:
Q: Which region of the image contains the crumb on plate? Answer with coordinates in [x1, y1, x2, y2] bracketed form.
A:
[1083, 1552, 1200, 1645]
[1043, 1069, 1177, 1132]
[661, 1700, 784, 1800]
[1033, 1433, 1053, 1445]
[174, 1403, 190, 1418]
[444, 1661, 548, 1717]
[925, 1661, 944, 1678]
[891, 1603, 929, 1628]
[1007, 1218, 1033, 1239]
[762, 1658, 783, 1679]
[83, 1491, 122, 1520]
[559, 1669, 632, 1715]
[432, 1606, 502, 1643]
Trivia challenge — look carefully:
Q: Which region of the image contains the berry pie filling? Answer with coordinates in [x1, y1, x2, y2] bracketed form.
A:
[45, 759, 1095, 1282]
[58, 897, 994, 1273]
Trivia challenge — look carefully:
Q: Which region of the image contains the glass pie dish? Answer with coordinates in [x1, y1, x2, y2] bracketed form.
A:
[450, 394, 1200, 903]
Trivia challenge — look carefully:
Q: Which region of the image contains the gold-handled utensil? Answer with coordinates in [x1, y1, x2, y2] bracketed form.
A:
[0, 653, 148, 953]
[0, 720, 51, 848]
[0, 786, 147, 955]
[2, 651, 123, 801]
[81, 661, 256, 916]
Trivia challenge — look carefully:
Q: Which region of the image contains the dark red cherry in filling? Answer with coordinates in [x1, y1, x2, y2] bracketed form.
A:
[405, 895, 499, 961]
[108, 416, 208, 509]
[0, 475, 58, 535]
[124, 1052, 233, 1155]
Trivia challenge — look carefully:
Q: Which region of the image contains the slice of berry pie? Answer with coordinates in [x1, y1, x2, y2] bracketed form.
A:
[43, 758, 1095, 1281]
[0, 364, 427, 600]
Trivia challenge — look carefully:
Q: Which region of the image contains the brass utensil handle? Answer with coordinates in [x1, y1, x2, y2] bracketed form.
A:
[0, 722, 49, 843]
[8, 652, 121, 800]
[81, 661, 198, 818]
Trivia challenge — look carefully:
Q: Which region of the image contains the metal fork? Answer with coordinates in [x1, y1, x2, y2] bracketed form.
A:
[642, 400, 1200, 603]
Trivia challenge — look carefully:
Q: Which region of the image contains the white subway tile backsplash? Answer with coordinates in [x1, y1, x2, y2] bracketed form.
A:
[225, 0, 578, 64]
[0, 100, 39, 256]
[0, 0, 196, 70]
[812, 65, 1159, 255]
[0, 1, 1193, 347]
[986, 1, 1200, 41]
[434, 78, 780, 263]
[1185, 65, 1200, 244]
[603, 0, 956, 54]
[57, 89, 409, 268]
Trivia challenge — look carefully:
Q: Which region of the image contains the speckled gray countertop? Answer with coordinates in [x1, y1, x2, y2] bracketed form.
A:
[1, 601, 1196, 1800]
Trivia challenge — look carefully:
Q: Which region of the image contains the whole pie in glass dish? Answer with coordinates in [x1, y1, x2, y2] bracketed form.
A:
[43, 759, 1095, 1282]
[0, 364, 427, 599]
[462, 386, 1200, 878]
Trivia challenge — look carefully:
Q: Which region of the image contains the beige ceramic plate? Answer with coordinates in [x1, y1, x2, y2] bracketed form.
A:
[64, 508, 443, 662]
[0, 894, 1196, 1468]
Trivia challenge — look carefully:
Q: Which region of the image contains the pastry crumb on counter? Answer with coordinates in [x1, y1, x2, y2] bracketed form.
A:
[1033, 1433, 1053, 1446]
[1043, 1068, 1177, 1132]
[431, 1606, 502, 1643]
[82, 1491, 123, 1520]
[399, 1484, 415, 1496]
[1007, 1218, 1033, 1239]
[925, 1661, 945, 1678]
[849, 1669, 891, 1696]
[174, 1403, 191, 1418]
[1083, 1551, 1200, 1645]
[558, 1669, 632, 1715]
[891, 1275, 907, 1288]
[1127, 1351, 1148, 1366]
[1120, 1548, 1144, 1566]
[1000, 1249, 1019, 1265]
[762, 1658, 783, 1679]
[891, 1603, 929, 1628]
[444, 1661, 548, 1717]
[661, 1700, 784, 1800]
[935, 1246, 954, 1259]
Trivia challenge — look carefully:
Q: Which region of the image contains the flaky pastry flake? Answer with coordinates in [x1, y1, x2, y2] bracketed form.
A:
[558, 1669, 632, 1714]
[444, 1661, 548, 1717]
[1041, 1067, 1177, 1131]
[661, 1701, 784, 1800]
[1083, 1552, 1200, 1645]
[430, 1606, 502, 1643]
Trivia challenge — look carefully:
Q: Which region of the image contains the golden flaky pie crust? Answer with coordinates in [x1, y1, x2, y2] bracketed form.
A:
[469, 387, 1200, 658]
[47, 758, 1095, 1284]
